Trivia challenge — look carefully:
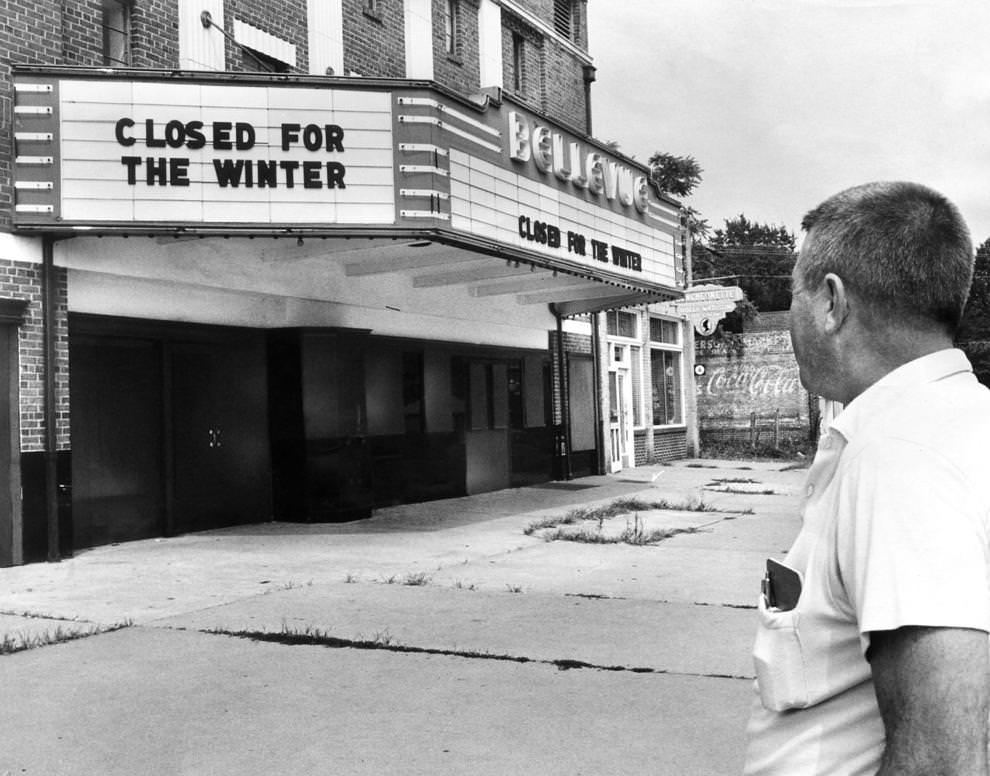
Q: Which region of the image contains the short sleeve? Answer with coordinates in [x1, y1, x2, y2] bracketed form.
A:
[833, 439, 990, 654]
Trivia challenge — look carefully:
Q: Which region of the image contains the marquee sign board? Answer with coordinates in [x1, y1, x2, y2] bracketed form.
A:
[11, 69, 684, 294]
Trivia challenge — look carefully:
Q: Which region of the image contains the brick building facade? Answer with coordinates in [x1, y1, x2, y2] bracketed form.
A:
[0, 0, 688, 565]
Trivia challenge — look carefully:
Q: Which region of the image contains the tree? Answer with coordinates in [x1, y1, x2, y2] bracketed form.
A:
[957, 238, 990, 386]
[648, 152, 703, 199]
[957, 238, 990, 341]
[708, 214, 795, 251]
[694, 215, 797, 313]
[646, 152, 709, 239]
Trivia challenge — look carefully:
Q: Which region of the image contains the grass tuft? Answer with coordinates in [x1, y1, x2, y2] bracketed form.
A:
[0, 620, 133, 656]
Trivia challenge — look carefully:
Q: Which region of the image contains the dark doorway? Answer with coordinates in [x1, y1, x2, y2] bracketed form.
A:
[0, 318, 19, 565]
[70, 336, 165, 548]
[70, 316, 272, 549]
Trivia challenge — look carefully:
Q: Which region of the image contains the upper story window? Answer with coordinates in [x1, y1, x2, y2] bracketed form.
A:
[606, 310, 638, 340]
[443, 0, 460, 56]
[102, 0, 132, 67]
[242, 47, 293, 73]
[364, 0, 382, 21]
[511, 32, 525, 92]
[553, 0, 575, 40]
[649, 316, 680, 346]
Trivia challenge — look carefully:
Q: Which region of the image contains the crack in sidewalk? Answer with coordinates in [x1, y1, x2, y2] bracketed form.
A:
[200, 627, 753, 681]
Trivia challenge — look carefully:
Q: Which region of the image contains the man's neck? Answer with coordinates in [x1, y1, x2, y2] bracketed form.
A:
[837, 329, 954, 405]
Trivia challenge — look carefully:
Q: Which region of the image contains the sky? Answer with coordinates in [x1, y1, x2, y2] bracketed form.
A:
[586, 0, 990, 246]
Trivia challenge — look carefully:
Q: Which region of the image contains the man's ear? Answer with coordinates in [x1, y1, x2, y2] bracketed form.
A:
[822, 272, 850, 333]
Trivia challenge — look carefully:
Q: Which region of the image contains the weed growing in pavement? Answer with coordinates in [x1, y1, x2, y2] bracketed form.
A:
[453, 580, 476, 591]
[381, 574, 398, 585]
[524, 495, 744, 539]
[402, 572, 431, 586]
[705, 478, 778, 495]
[343, 572, 358, 583]
[541, 517, 702, 546]
[0, 620, 132, 655]
[505, 584, 524, 593]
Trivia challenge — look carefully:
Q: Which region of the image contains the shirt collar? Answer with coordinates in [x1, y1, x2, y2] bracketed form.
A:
[829, 348, 972, 442]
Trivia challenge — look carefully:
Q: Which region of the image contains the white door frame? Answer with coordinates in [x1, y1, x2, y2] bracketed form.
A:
[607, 343, 634, 472]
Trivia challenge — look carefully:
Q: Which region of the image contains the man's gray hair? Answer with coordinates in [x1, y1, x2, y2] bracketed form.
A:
[799, 181, 974, 333]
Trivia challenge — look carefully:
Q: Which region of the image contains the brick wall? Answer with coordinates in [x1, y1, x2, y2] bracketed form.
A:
[132, 0, 180, 68]
[0, 259, 70, 451]
[499, 3, 588, 133]
[547, 329, 591, 425]
[342, 0, 405, 77]
[500, 12, 543, 109]
[540, 37, 585, 131]
[653, 428, 687, 462]
[432, 0, 481, 97]
[0, 1, 63, 229]
[695, 329, 811, 447]
[60, 0, 104, 66]
[512, 0, 588, 49]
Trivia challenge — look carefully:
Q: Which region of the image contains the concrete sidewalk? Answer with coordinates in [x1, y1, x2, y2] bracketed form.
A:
[0, 459, 805, 775]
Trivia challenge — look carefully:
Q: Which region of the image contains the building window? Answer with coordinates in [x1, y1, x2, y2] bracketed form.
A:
[553, 0, 574, 40]
[511, 32, 525, 93]
[631, 345, 643, 427]
[443, 0, 460, 56]
[102, 0, 131, 67]
[242, 47, 292, 73]
[651, 349, 683, 425]
[606, 310, 638, 339]
[649, 316, 680, 345]
[364, 0, 382, 21]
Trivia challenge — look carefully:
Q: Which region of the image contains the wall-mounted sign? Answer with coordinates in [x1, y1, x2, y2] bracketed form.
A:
[655, 284, 744, 335]
[12, 76, 395, 227]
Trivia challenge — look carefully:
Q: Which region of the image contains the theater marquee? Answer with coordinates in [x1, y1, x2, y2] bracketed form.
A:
[11, 68, 684, 291]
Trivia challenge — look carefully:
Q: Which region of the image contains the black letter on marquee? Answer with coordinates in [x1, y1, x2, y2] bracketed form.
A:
[326, 162, 346, 189]
[115, 118, 135, 147]
[235, 123, 255, 151]
[170, 158, 190, 187]
[325, 125, 345, 152]
[185, 121, 206, 150]
[213, 158, 245, 187]
[213, 122, 233, 151]
[164, 120, 185, 149]
[256, 160, 278, 188]
[281, 123, 301, 151]
[145, 119, 165, 148]
[303, 161, 322, 189]
[146, 157, 168, 186]
[279, 160, 300, 188]
[120, 156, 141, 184]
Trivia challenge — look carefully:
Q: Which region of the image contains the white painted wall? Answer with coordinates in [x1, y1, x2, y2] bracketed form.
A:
[307, 0, 345, 76]
[404, 0, 434, 80]
[57, 237, 555, 351]
[477, 0, 504, 89]
[0, 233, 43, 265]
[178, 0, 226, 70]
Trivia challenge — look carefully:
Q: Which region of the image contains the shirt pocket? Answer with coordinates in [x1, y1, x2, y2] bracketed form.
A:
[753, 596, 810, 711]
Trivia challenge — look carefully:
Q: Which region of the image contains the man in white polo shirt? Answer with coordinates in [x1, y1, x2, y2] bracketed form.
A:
[744, 181, 990, 775]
